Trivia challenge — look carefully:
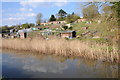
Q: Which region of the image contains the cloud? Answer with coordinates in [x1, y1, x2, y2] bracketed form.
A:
[8, 13, 36, 17]
[20, 8, 33, 12]
[20, 0, 68, 8]
[22, 57, 68, 73]
[20, 1, 43, 8]
[8, 17, 25, 20]
[53, 0, 68, 6]
[3, 0, 120, 2]
[54, 2, 68, 7]
[3, 12, 36, 25]
[2, 18, 25, 26]
[27, 13, 36, 17]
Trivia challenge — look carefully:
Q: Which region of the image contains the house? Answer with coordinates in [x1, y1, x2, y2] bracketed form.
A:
[19, 32, 27, 39]
[92, 36, 100, 39]
[10, 33, 17, 38]
[37, 27, 42, 30]
[49, 21, 58, 24]
[44, 24, 61, 29]
[81, 31, 90, 36]
[58, 21, 66, 24]
[66, 24, 71, 28]
[18, 28, 32, 39]
[75, 18, 87, 23]
[48, 21, 66, 25]
[60, 31, 76, 38]
[82, 27, 89, 30]
[41, 23, 48, 26]
[3, 33, 11, 38]
[0, 33, 3, 38]
[41, 21, 66, 25]
[40, 29, 54, 36]
[10, 29, 13, 33]
[31, 27, 38, 31]
[18, 28, 32, 33]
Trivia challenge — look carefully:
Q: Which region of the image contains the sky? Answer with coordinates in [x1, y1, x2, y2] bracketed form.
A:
[1, 0, 118, 27]
[1, 2, 85, 26]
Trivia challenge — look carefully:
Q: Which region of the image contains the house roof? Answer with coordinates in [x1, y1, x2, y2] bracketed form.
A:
[18, 29, 32, 33]
[61, 31, 75, 33]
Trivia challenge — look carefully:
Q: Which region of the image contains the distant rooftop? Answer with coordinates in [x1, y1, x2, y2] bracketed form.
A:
[61, 30, 75, 33]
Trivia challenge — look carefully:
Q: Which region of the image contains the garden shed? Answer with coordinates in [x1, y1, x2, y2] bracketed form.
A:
[60, 31, 76, 38]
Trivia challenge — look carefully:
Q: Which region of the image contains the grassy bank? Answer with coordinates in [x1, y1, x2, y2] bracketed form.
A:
[1, 38, 119, 63]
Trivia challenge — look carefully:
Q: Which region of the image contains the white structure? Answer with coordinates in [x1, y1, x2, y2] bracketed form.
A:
[18, 29, 32, 33]
[93, 36, 100, 39]
[66, 24, 71, 28]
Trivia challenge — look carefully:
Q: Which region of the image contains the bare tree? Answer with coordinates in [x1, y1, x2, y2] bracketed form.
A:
[82, 4, 100, 20]
[36, 13, 43, 25]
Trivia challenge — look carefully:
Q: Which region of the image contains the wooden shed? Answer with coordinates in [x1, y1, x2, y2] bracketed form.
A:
[0, 34, 3, 38]
[60, 31, 76, 38]
[19, 32, 27, 39]
[10, 33, 17, 39]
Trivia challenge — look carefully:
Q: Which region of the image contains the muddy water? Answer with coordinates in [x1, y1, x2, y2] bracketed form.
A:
[1, 50, 118, 78]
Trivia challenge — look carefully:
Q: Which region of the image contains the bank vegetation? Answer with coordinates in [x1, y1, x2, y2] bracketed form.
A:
[1, 38, 119, 63]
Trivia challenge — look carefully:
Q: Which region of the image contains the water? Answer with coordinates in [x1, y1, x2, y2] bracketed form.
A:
[1, 50, 118, 78]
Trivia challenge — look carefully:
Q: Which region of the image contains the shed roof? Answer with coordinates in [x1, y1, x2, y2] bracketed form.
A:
[61, 31, 75, 33]
[18, 29, 32, 33]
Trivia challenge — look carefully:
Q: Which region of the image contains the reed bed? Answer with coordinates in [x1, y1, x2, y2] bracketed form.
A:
[0, 38, 119, 63]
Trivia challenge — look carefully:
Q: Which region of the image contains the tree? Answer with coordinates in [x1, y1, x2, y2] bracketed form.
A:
[57, 9, 67, 21]
[21, 23, 30, 29]
[9, 25, 15, 29]
[82, 4, 100, 20]
[65, 14, 73, 23]
[57, 17, 66, 21]
[72, 12, 75, 15]
[62, 26, 68, 30]
[111, 2, 120, 25]
[84, 2, 119, 44]
[0, 25, 10, 33]
[84, 2, 120, 20]
[103, 5, 113, 14]
[101, 4, 117, 22]
[29, 23, 35, 27]
[1, 25, 9, 30]
[0, 25, 16, 33]
[65, 13, 80, 23]
[36, 13, 43, 25]
[49, 14, 56, 22]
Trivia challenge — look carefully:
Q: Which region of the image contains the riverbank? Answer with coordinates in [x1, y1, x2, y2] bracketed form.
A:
[1, 38, 119, 63]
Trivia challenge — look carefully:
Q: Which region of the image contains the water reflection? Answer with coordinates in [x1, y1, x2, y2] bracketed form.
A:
[22, 56, 68, 73]
[2, 49, 118, 78]
[0, 53, 2, 77]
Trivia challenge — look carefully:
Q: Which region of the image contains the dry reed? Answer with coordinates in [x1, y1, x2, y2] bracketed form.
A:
[0, 38, 119, 63]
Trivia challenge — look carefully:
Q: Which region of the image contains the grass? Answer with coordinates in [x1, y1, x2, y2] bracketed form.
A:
[1, 38, 119, 63]
[72, 21, 118, 38]
[0, 77, 3, 80]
